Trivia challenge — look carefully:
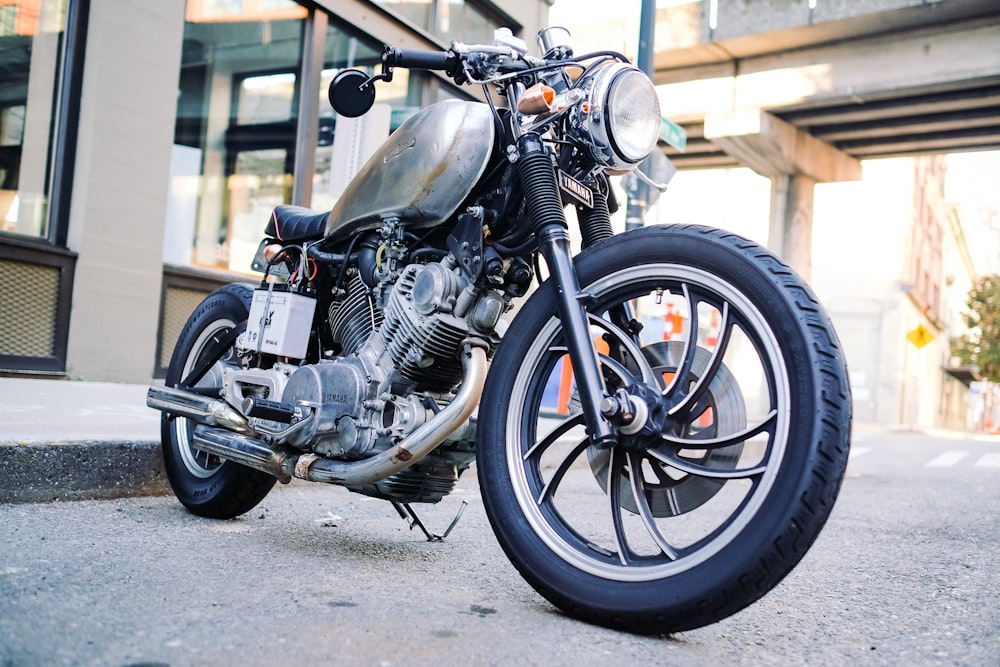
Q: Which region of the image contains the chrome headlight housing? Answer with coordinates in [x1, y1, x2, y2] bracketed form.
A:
[569, 63, 661, 172]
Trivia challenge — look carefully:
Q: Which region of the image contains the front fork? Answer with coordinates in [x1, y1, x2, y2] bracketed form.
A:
[517, 133, 617, 448]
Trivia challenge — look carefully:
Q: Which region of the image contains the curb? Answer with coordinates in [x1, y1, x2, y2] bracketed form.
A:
[0, 440, 169, 504]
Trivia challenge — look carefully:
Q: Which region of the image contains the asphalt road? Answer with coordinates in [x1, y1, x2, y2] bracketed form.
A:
[1, 427, 998, 666]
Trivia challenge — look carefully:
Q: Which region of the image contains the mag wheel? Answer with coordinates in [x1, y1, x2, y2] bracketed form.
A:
[477, 224, 851, 634]
[161, 283, 276, 519]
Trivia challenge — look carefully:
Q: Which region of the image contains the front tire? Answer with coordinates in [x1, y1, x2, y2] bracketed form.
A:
[161, 283, 276, 519]
[477, 224, 851, 633]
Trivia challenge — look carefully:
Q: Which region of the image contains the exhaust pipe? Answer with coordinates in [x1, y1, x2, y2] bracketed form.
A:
[296, 344, 487, 487]
[190, 426, 292, 483]
[153, 345, 488, 488]
[146, 385, 254, 434]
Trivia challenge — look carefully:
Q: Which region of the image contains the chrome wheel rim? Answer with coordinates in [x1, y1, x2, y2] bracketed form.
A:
[506, 264, 791, 581]
[172, 319, 236, 479]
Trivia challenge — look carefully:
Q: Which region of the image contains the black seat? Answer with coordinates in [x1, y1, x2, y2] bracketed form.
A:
[265, 205, 330, 243]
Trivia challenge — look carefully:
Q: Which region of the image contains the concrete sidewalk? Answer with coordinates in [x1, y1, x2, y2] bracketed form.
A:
[0, 378, 167, 503]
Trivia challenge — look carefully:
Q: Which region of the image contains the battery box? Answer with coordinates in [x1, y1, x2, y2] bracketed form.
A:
[240, 286, 316, 359]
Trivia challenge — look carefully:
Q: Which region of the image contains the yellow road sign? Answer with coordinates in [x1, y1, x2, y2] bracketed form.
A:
[906, 324, 934, 349]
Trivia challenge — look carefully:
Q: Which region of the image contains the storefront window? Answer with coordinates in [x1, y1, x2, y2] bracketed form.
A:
[440, 0, 492, 44]
[0, 0, 67, 240]
[167, 2, 437, 272]
[372, 0, 433, 31]
[166, 0, 306, 272]
[372, 0, 507, 42]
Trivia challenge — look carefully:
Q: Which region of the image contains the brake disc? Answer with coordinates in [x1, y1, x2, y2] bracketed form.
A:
[588, 340, 747, 517]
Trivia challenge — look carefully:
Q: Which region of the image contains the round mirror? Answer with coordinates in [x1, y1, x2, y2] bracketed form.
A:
[328, 69, 375, 118]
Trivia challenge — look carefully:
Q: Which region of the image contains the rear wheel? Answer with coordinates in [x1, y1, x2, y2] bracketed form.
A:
[477, 224, 851, 633]
[161, 283, 276, 519]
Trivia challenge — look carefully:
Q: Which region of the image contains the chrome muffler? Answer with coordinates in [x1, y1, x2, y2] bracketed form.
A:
[190, 426, 292, 483]
[149, 345, 488, 488]
[146, 385, 254, 434]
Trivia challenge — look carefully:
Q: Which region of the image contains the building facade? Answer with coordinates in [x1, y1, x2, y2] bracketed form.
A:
[650, 154, 987, 430]
[0, 0, 552, 382]
[807, 156, 982, 429]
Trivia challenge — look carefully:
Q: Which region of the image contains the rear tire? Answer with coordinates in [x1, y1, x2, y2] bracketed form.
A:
[477, 224, 851, 633]
[161, 283, 276, 519]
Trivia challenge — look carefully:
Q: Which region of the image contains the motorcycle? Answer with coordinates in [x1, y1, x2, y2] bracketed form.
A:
[147, 26, 851, 634]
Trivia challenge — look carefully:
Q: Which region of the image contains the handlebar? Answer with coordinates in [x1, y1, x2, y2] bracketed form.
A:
[332, 38, 583, 117]
[381, 43, 534, 85]
[383, 46, 459, 74]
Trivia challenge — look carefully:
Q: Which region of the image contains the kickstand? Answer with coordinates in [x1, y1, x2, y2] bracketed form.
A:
[391, 500, 469, 542]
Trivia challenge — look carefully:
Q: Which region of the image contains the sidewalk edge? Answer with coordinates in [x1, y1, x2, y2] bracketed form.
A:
[0, 440, 168, 504]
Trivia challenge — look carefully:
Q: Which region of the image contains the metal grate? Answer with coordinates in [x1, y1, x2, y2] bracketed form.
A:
[0, 258, 59, 357]
[154, 265, 246, 378]
[158, 286, 209, 369]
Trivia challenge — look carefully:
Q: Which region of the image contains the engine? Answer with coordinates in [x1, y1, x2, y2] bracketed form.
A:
[226, 253, 501, 503]
[382, 261, 504, 386]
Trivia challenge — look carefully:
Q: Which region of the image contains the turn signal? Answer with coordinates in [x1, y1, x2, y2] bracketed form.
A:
[517, 84, 556, 114]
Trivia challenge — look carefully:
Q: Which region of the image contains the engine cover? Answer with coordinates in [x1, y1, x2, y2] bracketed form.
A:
[281, 358, 379, 457]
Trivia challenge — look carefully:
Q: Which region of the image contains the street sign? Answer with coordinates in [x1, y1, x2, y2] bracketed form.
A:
[660, 117, 687, 152]
[906, 324, 935, 349]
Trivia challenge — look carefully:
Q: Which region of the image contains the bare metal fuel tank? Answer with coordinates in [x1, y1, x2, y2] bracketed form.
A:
[325, 100, 496, 240]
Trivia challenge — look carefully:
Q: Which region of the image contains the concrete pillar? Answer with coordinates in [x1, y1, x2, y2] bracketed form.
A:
[704, 109, 860, 281]
[769, 173, 816, 281]
[64, 0, 186, 382]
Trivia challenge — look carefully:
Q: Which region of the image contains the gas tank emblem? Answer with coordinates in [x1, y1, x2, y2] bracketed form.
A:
[384, 137, 417, 163]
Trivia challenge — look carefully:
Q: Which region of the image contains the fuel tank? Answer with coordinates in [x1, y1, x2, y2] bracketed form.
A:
[325, 100, 496, 239]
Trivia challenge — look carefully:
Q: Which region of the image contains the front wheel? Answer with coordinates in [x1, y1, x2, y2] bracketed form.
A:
[477, 224, 851, 634]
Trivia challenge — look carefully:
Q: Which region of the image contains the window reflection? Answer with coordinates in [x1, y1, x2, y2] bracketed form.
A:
[0, 0, 67, 239]
[372, 0, 504, 41]
[168, 0, 305, 272]
[440, 0, 492, 43]
[372, 0, 433, 31]
[166, 1, 458, 274]
[230, 148, 290, 269]
[237, 72, 297, 125]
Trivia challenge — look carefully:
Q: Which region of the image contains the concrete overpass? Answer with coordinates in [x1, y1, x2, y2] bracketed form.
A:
[648, 0, 1000, 277]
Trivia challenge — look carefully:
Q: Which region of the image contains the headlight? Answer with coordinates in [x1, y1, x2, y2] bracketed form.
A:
[569, 63, 661, 172]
